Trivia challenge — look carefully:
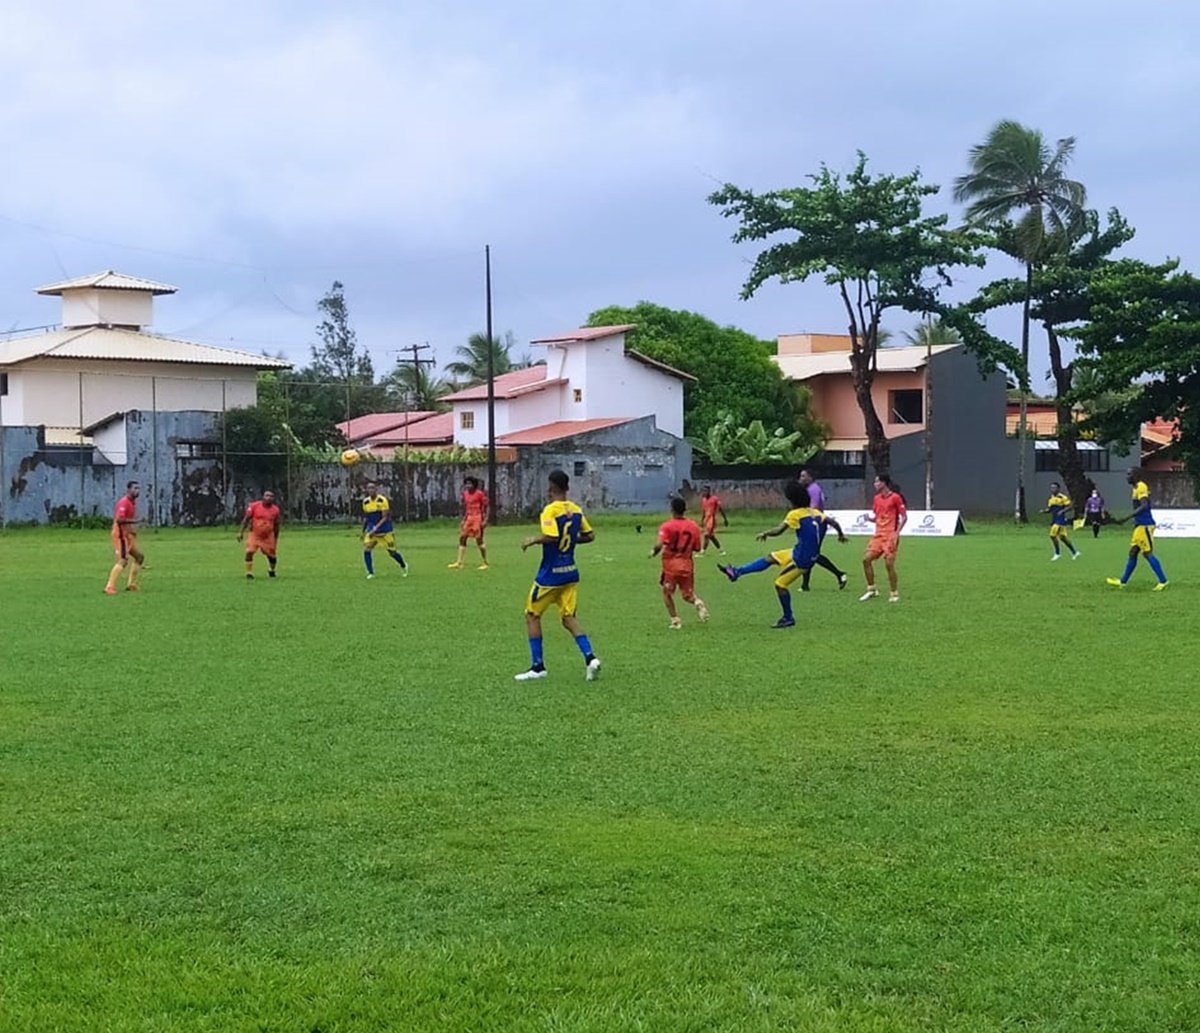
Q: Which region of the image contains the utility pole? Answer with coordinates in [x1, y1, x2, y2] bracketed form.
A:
[484, 245, 497, 524]
[391, 342, 434, 522]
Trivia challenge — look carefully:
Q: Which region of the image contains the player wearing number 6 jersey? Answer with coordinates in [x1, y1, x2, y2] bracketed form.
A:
[650, 497, 709, 629]
[515, 470, 602, 682]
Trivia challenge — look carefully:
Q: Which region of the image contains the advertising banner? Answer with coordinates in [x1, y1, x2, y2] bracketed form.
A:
[1148, 509, 1200, 537]
[825, 509, 964, 537]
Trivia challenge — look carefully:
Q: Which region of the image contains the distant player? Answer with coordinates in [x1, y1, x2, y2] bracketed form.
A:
[449, 476, 490, 570]
[104, 480, 144, 595]
[860, 474, 907, 603]
[239, 489, 281, 578]
[1043, 482, 1079, 561]
[1106, 469, 1168, 590]
[718, 480, 846, 628]
[362, 480, 409, 579]
[515, 470, 601, 682]
[698, 485, 728, 555]
[1083, 489, 1105, 538]
[650, 497, 709, 628]
[798, 468, 849, 590]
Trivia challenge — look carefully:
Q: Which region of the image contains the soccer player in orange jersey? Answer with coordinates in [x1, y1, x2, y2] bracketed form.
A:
[650, 497, 709, 628]
[239, 489, 282, 579]
[449, 476, 490, 570]
[698, 485, 728, 555]
[860, 474, 908, 603]
[104, 480, 144, 595]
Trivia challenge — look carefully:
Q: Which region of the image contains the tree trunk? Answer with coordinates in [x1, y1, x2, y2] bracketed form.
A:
[1046, 323, 1094, 513]
[853, 368, 890, 483]
[1015, 264, 1032, 523]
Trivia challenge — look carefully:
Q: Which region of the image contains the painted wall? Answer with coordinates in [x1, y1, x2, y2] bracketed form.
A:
[807, 368, 928, 441]
[60, 289, 155, 329]
[2, 361, 257, 427]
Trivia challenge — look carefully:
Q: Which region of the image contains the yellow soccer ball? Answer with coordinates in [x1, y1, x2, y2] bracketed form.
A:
[339, 448, 361, 467]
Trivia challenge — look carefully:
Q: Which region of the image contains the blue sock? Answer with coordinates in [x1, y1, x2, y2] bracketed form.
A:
[1147, 554, 1167, 582]
[364, 551, 374, 574]
[389, 550, 406, 567]
[776, 588, 793, 620]
[1121, 555, 1137, 583]
[574, 634, 593, 659]
[736, 557, 772, 576]
[529, 637, 544, 668]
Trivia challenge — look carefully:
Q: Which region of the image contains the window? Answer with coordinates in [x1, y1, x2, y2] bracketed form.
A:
[1035, 447, 1110, 473]
[888, 389, 923, 425]
[573, 388, 583, 403]
[573, 461, 586, 476]
[175, 441, 220, 458]
[460, 411, 475, 430]
[0, 373, 7, 396]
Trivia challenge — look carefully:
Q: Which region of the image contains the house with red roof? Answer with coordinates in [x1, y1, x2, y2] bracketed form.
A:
[335, 410, 455, 458]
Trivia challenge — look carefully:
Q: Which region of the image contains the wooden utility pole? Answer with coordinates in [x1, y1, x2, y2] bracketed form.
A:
[392, 342, 434, 522]
[484, 245, 498, 523]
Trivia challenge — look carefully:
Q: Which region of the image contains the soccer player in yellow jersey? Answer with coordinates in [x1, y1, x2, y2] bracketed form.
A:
[515, 470, 601, 682]
[362, 481, 409, 579]
[1107, 468, 1168, 590]
[1043, 482, 1079, 561]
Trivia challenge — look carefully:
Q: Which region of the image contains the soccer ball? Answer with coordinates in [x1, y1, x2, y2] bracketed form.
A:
[339, 448, 361, 467]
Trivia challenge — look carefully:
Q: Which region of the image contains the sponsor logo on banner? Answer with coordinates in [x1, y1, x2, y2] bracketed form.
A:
[1149, 509, 1200, 537]
[825, 510, 963, 537]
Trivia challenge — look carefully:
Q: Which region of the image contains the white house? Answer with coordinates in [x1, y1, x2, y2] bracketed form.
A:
[0, 271, 289, 438]
[444, 325, 693, 448]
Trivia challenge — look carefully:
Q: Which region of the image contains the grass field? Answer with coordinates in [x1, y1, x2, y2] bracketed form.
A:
[3, 516, 1199, 1032]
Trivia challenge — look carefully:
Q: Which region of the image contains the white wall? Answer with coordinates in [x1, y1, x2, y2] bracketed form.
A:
[61, 289, 155, 329]
[3, 361, 259, 427]
[452, 399, 513, 447]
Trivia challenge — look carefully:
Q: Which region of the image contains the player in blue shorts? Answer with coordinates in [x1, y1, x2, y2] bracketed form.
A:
[515, 470, 602, 682]
[1106, 469, 1168, 590]
[718, 480, 846, 627]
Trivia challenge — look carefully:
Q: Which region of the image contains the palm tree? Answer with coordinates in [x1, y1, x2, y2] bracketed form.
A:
[383, 360, 451, 411]
[903, 317, 962, 348]
[445, 331, 517, 384]
[954, 120, 1086, 522]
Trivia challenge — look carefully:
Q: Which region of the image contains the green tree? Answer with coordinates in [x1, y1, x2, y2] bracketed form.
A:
[903, 317, 962, 347]
[971, 209, 1135, 508]
[710, 153, 985, 477]
[954, 120, 1087, 521]
[690, 412, 822, 465]
[310, 281, 374, 383]
[583, 302, 807, 443]
[382, 360, 451, 411]
[445, 331, 518, 385]
[1071, 257, 1200, 492]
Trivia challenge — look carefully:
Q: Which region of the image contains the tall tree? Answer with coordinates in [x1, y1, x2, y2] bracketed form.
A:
[971, 209, 1135, 508]
[954, 120, 1087, 521]
[584, 302, 808, 442]
[1071, 257, 1200, 492]
[445, 331, 518, 385]
[709, 154, 984, 478]
[383, 359, 451, 411]
[310, 281, 374, 383]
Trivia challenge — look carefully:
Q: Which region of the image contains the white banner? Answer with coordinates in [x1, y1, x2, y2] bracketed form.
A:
[825, 509, 964, 537]
[1149, 509, 1200, 537]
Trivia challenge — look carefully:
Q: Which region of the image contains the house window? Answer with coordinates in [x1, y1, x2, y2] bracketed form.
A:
[573, 461, 586, 476]
[573, 388, 583, 403]
[175, 441, 220, 459]
[460, 411, 475, 430]
[0, 373, 7, 396]
[1035, 447, 1110, 473]
[888, 389, 923, 425]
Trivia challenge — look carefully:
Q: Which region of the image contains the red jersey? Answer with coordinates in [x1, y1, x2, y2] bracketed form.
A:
[658, 516, 703, 575]
[245, 500, 280, 538]
[872, 491, 906, 536]
[700, 495, 721, 526]
[462, 488, 489, 520]
[113, 495, 136, 527]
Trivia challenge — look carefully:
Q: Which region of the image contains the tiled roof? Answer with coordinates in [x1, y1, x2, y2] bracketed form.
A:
[366, 412, 454, 445]
[496, 417, 635, 446]
[0, 325, 290, 369]
[336, 411, 438, 442]
[443, 366, 564, 402]
[36, 270, 178, 295]
[774, 343, 958, 380]
[530, 324, 636, 344]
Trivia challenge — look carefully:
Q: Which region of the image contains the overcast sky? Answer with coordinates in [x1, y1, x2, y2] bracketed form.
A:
[1, 0, 1196, 386]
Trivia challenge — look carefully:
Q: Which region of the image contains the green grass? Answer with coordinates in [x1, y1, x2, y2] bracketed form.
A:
[2, 517, 1198, 1032]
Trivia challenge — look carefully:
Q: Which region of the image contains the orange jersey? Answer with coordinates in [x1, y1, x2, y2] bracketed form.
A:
[700, 495, 721, 528]
[872, 491, 906, 537]
[245, 500, 280, 539]
[111, 495, 136, 542]
[658, 516, 702, 575]
[462, 488, 488, 520]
